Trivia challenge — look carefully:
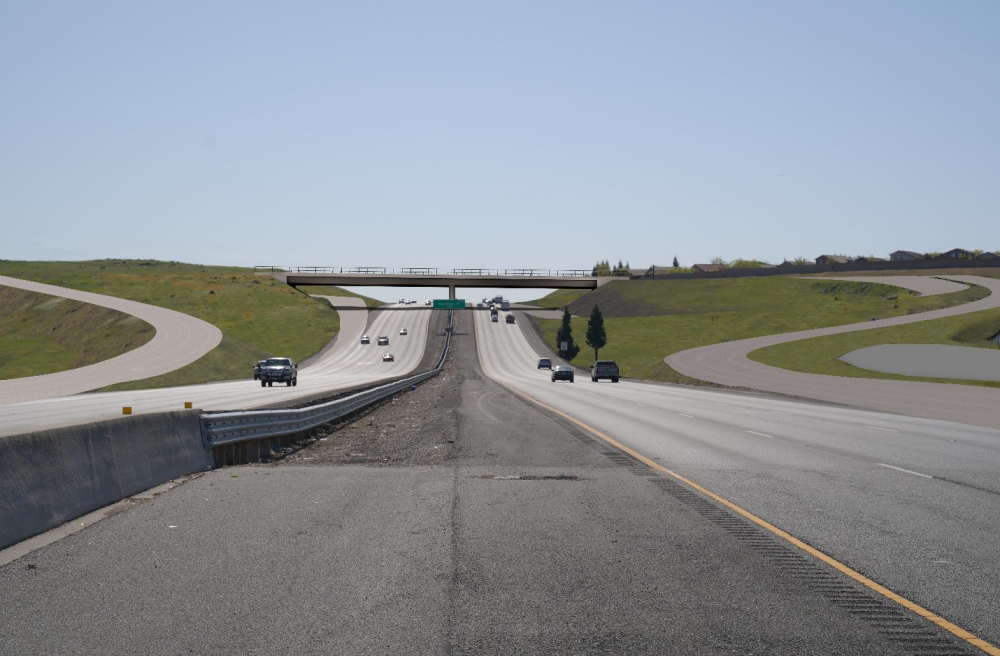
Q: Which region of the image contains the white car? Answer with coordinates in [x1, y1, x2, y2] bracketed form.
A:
[360, 335, 370, 344]
[399, 328, 408, 335]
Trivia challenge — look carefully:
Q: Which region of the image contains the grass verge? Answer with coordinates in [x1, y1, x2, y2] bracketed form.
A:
[530, 276, 989, 385]
[298, 285, 384, 308]
[747, 306, 1000, 388]
[0, 286, 155, 380]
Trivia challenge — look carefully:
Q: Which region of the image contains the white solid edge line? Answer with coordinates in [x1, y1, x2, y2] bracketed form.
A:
[747, 430, 774, 438]
[678, 413, 694, 418]
[864, 425, 898, 433]
[878, 463, 934, 479]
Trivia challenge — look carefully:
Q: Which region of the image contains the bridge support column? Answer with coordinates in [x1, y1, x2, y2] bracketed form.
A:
[449, 284, 456, 300]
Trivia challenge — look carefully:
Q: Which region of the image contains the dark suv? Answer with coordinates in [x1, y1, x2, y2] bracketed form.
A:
[590, 360, 619, 383]
[537, 358, 552, 370]
[259, 357, 298, 387]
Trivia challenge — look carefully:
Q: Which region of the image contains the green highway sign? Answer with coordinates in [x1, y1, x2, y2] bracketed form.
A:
[433, 299, 466, 309]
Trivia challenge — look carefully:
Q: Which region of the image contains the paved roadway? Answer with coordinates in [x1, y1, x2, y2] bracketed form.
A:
[666, 275, 1000, 431]
[475, 309, 1000, 652]
[0, 299, 431, 437]
[0, 274, 223, 405]
[0, 313, 971, 655]
[841, 344, 1000, 381]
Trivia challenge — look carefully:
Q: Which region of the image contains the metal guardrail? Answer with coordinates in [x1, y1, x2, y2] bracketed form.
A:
[200, 312, 453, 448]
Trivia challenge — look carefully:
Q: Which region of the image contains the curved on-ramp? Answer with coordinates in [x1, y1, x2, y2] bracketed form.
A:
[0, 275, 223, 406]
[666, 275, 1000, 431]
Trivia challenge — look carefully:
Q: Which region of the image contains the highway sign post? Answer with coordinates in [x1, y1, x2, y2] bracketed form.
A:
[433, 299, 465, 309]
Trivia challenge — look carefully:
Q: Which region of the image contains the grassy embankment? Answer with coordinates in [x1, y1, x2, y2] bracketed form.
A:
[301, 286, 384, 308]
[749, 281, 1000, 388]
[527, 277, 990, 385]
[0, 286, 155, 380]
[0, 260, 376, 390]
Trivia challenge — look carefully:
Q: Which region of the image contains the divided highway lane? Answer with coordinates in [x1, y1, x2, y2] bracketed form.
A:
[475, 309, 1000, 650]
[0, 301, 432, 437]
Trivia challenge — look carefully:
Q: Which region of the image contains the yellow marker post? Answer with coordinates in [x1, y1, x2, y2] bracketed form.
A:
[122, 407, 132, 415]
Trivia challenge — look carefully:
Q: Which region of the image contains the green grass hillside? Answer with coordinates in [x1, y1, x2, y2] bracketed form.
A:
[0, 259, 371, 390]
[748, 305, 1000, 388]
[0, 286, 155, 380]
[301, 285, 385, 308]
[527, 277, 988, 384]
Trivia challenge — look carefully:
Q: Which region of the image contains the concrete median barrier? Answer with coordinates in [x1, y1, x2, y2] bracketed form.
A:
[0, 410, 211, 550]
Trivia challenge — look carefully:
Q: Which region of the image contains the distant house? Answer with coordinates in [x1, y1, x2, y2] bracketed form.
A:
[854, 256, 887, 263]
[692, 263, 725, 274]
[935, 248, 973, 260]
[976, 252, 1000, 260]
[890, 250, 924, 261]
[815, 255, 853, 265]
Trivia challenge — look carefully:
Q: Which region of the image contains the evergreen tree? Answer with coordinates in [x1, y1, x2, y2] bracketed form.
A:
[555, 306, 580, 359]
[672, 255, 679, 268]
[586, 304, 607, 360]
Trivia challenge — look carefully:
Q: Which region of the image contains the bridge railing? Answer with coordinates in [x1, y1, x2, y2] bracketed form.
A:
[254, 267, 595, 277]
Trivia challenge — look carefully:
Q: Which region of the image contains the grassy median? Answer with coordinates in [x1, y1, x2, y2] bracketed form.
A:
[528, 276, 989, 385]
[0, 259, 369, 389]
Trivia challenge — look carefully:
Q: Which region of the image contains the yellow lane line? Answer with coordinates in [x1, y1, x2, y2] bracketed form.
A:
[475, 341, 999, 655]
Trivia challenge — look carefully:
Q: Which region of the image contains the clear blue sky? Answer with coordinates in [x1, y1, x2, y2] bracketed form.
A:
[2, 1, 998, 301]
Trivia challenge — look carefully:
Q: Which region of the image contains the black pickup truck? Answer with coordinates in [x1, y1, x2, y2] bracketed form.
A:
[258, 357, 298, 387]
[590, 360, 619, 383]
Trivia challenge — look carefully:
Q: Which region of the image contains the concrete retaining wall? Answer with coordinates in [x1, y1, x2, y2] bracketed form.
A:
[0, 410, 211, 550]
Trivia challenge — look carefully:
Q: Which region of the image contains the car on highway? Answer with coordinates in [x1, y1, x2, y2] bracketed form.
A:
[477, 303, 484, 309]
[399, 328, 408, 335]
[360, 335, 370, 344]
[551, 365, 574, 383]
[425, 299, 431, 306]
[505, 314, 515, 324]
[382, 353, 394, 362]
[377, 336, 389, 345]
[491, 315, 498, 322]
[537, 358, 551, 369]
[591, 360, 620, 383]
[398, 298, 405, 304]
[253, 360, 267, 380]
[259, 357, 298, 387]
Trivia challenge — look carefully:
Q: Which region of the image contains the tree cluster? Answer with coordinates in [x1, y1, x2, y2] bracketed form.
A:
[591, 259, 632, 277]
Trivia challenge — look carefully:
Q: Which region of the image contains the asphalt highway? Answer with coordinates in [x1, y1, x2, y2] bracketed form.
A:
[475, 309, 1000, 652]
[0, 312, 970, 655]
[667, 275, 1000, 431]
[0, 274, 223, 405]
[0, 299, 431, 436]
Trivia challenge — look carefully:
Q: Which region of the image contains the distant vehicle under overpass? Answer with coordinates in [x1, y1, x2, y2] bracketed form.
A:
[255, 267, 622, 299]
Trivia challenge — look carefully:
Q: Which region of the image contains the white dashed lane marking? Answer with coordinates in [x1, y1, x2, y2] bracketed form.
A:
[864, 425, 898, 433]
[878, 463, 933, 479]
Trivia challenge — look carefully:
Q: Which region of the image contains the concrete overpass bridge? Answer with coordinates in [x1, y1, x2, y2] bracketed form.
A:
[255, 266, 621, 299]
